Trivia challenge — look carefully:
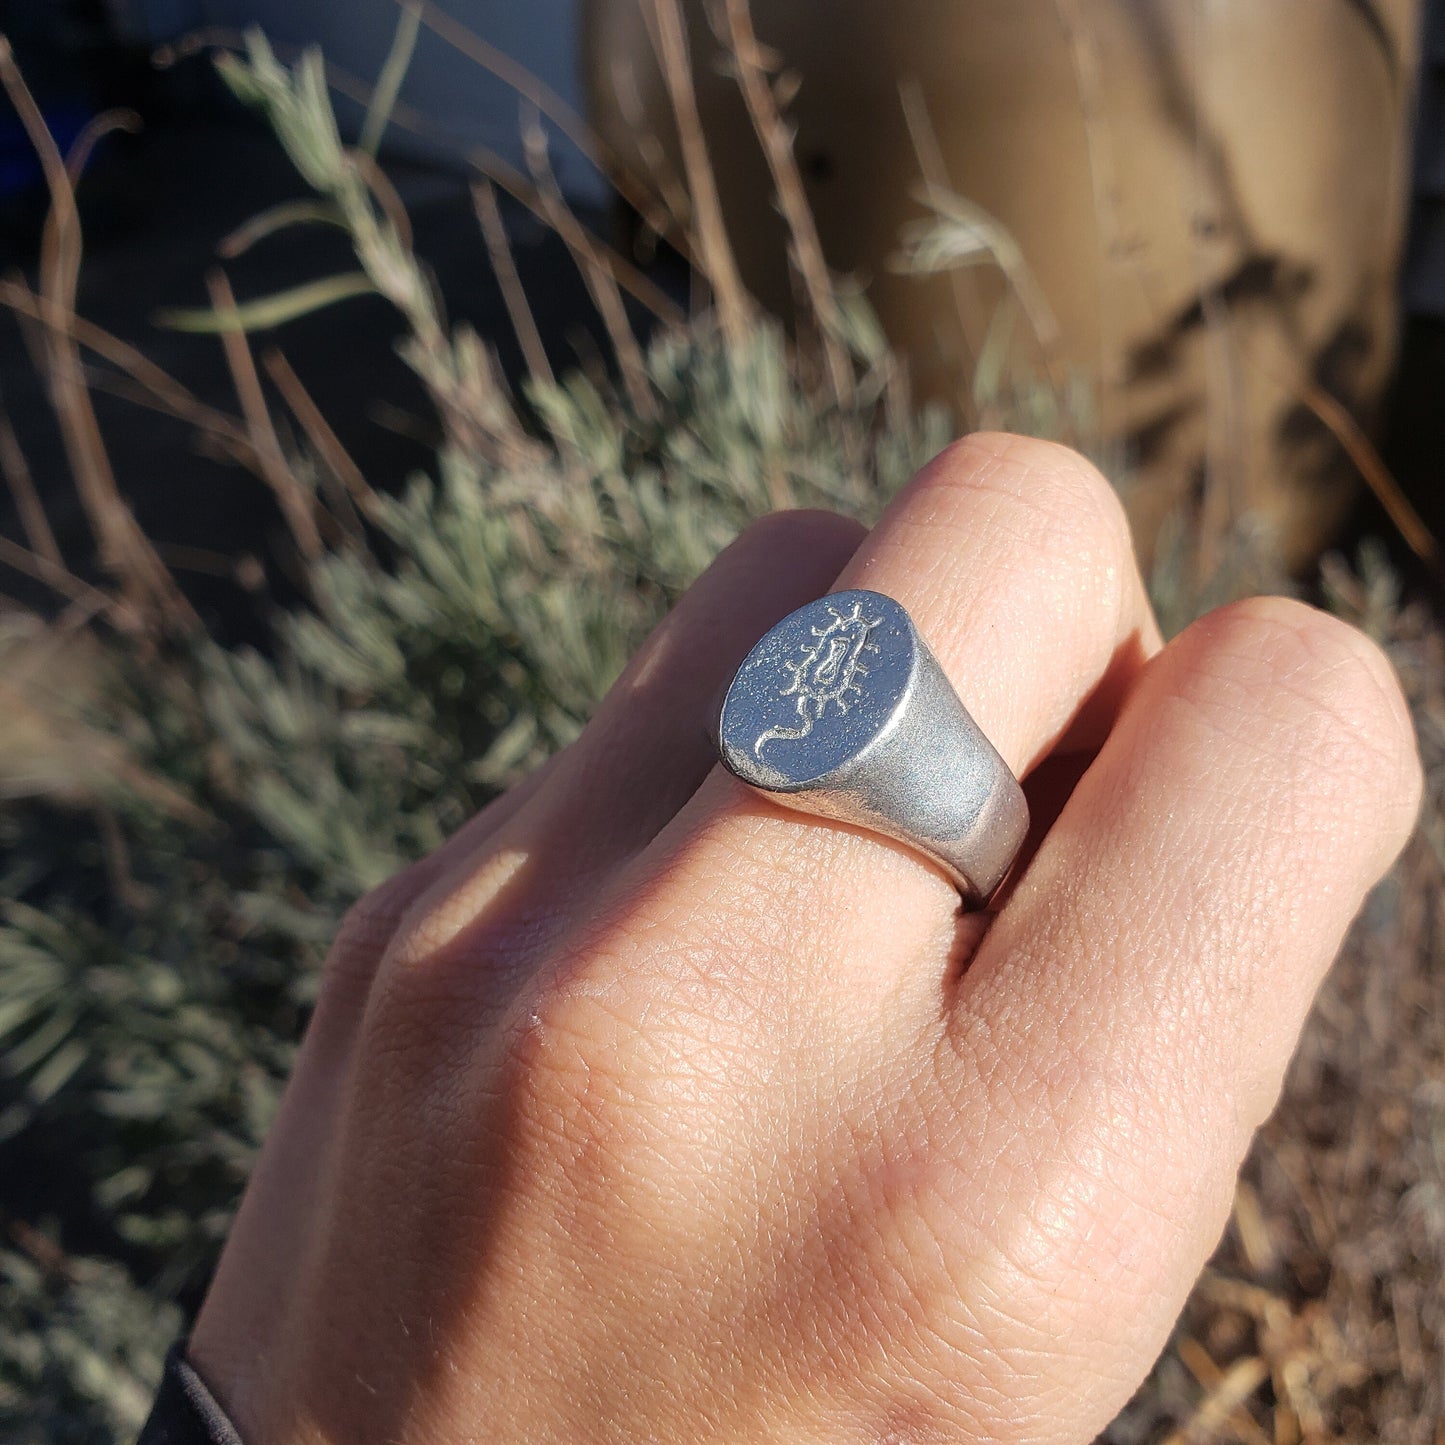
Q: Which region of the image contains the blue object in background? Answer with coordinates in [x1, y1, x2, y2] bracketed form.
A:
[0, 103, 93, 199]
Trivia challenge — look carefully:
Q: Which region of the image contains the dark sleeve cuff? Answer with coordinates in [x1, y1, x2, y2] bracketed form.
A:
[137, 1344, 246, 1445]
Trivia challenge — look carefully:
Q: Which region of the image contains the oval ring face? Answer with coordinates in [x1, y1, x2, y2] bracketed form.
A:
[718, 590, 917, 791]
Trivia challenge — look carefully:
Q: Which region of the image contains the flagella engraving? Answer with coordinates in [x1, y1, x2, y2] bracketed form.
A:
[754, 600, 883, 758]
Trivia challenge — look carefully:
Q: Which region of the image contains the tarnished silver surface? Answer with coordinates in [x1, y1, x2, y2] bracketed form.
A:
[717, 590, 1029, 906]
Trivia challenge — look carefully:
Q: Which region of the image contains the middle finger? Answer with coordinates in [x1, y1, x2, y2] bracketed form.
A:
[607, 433, 1164, 1020]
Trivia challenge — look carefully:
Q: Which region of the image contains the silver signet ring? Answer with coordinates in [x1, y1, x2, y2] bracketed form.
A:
[717, 590, 1029, 906]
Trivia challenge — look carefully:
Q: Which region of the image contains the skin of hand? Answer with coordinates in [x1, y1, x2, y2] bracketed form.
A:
[188, 435, 1422, 1444]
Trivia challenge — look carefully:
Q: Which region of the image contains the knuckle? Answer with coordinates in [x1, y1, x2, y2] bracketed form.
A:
[1184, 597, 1422, 826]
[928, 432, 1135, 570]
[334, 870, 418, 963]
[385, 839, 547, 970]
[321, 865, 432, 1014]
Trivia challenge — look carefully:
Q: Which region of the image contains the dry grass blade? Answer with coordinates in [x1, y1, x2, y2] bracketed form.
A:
[895, 77, 987, 396]
[263, 347, 384, 528]
[151, 25, 254, 69]
[0, 277, 253, 462]
[0, 390, 61, 567]
[894, 80, 1079, 446]
[0, 531, 122, 620]
[1231, 1178, 1278, 1277]
[522, 114, 656, 420]
[0, 672, 210, 825]
[1173, 1337, 1275, 1445]
[644, 0, 751, 340]
[904, 183, 1065, 380]
[406, 0, 586, 155]
[717, 0, 852, 406]
[606, 50, 697, 249]
[64, 108, 142, 185]
[472, 180, 555, 390]
[151, 540, 263, 581]
[4, 1214, 75, 1282]
[407, 0, 685, 254]
[546, 196, 685, 328]
[1298, 379, 1439, 570]
[1391, 1276, 1426, 1386]
[458, 141, 684, 325]
[205, 269, 324, 561]
[0, 37, 197, 633]
[1196, 1271, 1296, 1332]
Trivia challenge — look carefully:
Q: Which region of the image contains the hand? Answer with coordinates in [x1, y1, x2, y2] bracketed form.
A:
[189, 435, 1421, 1443]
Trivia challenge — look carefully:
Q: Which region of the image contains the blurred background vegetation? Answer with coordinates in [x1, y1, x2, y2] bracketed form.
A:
[0, 2, 1441, 1441]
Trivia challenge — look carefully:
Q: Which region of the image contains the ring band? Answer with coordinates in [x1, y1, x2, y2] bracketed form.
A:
[716, 590, 1029, 906]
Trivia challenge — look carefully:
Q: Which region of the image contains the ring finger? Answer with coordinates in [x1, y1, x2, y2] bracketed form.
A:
[597, 431, 1165, 1027]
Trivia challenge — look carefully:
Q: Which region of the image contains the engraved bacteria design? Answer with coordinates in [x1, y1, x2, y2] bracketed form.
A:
[754, 600, 883, 758]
